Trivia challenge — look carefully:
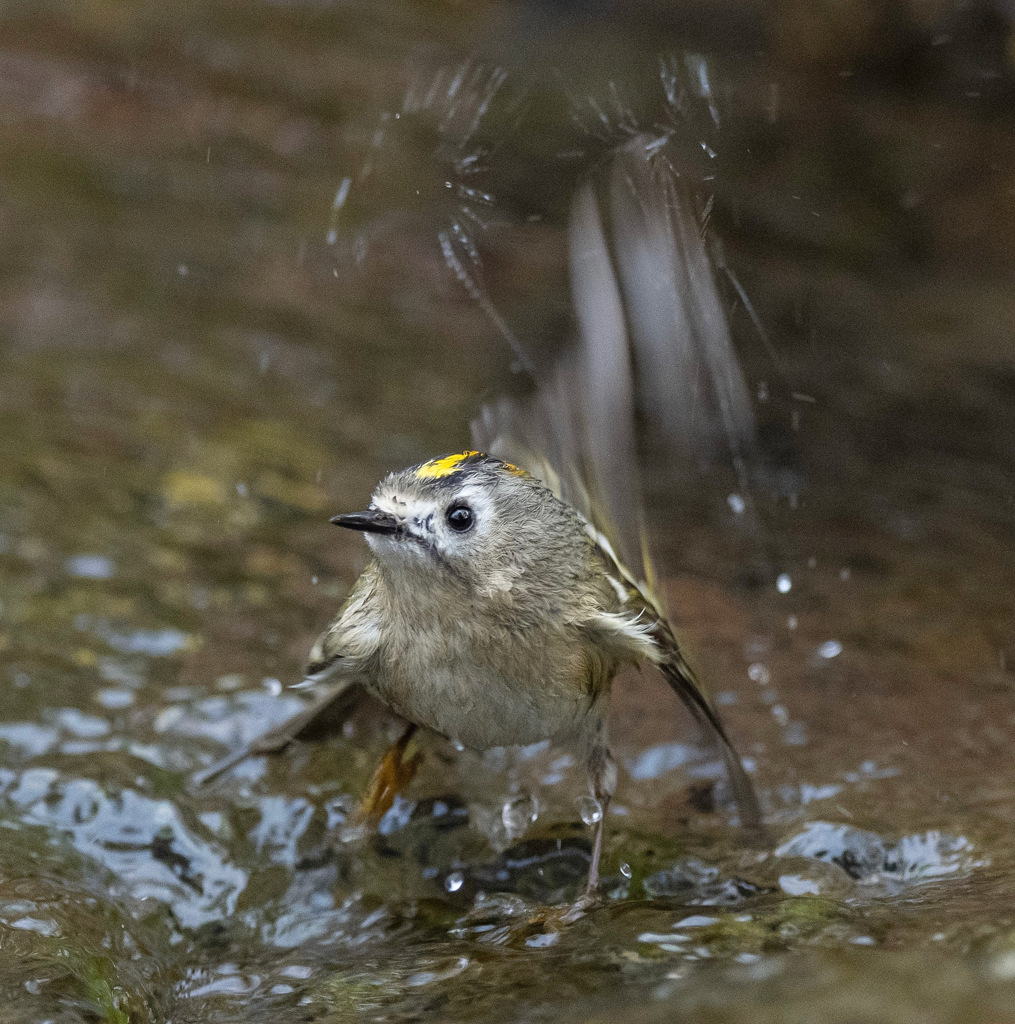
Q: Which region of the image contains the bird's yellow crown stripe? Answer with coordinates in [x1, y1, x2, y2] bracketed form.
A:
[415, 451, 481, 479]
[415, 451, 529, 480]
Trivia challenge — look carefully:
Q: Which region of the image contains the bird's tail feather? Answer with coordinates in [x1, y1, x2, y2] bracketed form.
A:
[659, 656, 762, 831]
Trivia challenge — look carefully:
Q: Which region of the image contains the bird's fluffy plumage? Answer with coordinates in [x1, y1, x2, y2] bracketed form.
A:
[304, 454, 626, 751]
[200, 451, 758, 838]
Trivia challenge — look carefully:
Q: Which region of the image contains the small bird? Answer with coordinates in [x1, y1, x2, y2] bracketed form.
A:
[196, 449, 760, 901]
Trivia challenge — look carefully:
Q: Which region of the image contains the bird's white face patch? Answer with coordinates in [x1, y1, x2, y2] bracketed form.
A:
[363, 489, 433, 560]
[364, 482, 496, 568]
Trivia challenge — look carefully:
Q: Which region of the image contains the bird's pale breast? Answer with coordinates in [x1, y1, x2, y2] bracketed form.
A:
[369, 625, 607, 750]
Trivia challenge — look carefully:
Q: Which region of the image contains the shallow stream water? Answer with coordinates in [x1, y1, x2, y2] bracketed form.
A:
[2, 1, 1015, 1021]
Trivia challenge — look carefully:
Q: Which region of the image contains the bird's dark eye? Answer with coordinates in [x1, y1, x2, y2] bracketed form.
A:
[446, 504, 474, 533]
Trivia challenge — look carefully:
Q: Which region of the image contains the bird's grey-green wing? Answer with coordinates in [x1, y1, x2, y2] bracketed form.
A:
[473, 133, 756, 593]
[305, 562, 383, 678]
[584, 531, 762, 831]
[193, 566, 381, 787]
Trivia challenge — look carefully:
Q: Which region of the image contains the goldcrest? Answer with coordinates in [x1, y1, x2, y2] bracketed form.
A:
[197, 450, 760, 900]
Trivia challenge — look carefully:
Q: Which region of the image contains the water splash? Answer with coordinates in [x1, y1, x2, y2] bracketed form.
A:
[332, 61, 534, 375]
[775, 821, 987, 895]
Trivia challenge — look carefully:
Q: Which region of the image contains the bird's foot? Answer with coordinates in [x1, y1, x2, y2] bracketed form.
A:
[560, 886, 600, 923]
[357, 725, 421, 822]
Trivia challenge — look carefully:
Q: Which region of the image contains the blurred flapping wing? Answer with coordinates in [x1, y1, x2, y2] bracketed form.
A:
[474, 132, 761, 828]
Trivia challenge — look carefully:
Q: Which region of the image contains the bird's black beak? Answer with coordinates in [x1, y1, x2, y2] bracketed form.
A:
[330, 510, 401, 535]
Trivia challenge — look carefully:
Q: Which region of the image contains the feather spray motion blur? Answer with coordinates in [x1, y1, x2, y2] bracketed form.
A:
[196, 130, 761, 902]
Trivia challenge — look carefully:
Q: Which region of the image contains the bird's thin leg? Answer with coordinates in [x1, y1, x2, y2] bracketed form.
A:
[584, 736, 617, 900]
[357, 724, 420, 822]
[586, 793, 610, 896]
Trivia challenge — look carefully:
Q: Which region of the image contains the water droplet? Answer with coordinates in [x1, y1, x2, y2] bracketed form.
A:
[787, 615, 798, 630]
[620, 862, 632, 879]
[776, 573, 792, 593]
[818, 640, 843, 659]
[501, 793, 538, 839]
[727, 493, 745, 514]
[748, 663, 770, 685]
[236, 481, 248, 497]
[577, 795, 603, 826]
[311, 576, 318, 585]
[445, 870, 464, 893]
[451, 739, 465, 753]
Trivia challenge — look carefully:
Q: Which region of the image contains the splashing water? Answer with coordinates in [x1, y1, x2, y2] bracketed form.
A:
[331, 61, 535, 375]
[775, 822, 987, 895]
